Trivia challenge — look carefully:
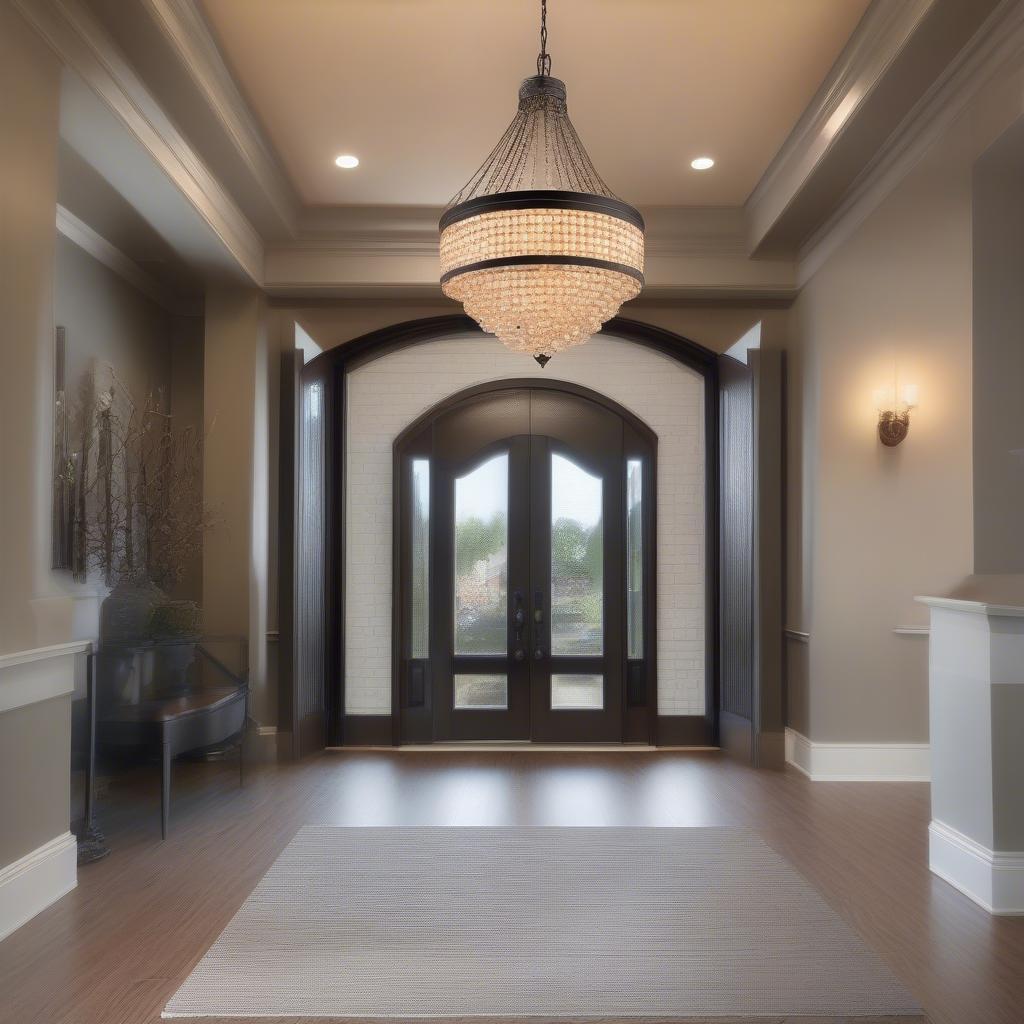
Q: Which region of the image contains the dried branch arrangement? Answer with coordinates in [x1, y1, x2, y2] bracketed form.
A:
[61, 369, 215, 593]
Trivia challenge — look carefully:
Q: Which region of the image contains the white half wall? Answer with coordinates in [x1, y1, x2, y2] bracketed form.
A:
[345, 331, 706, 716]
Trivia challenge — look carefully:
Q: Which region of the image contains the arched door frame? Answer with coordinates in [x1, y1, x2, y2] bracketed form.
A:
[393, 378, 659, 745]
[299, 314, 719, 748]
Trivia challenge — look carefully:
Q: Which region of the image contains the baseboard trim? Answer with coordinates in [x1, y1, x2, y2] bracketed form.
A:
[656, 714, 714, 747]
[785, 727, 930, 782]
[0, 831, 77, 942]
[929, 819, 1024, 915]
[340, 715, 714, 748]
[342, 714, 393, 746]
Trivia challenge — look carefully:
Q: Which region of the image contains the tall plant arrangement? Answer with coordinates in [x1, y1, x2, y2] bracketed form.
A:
[66, 370, 214, 624]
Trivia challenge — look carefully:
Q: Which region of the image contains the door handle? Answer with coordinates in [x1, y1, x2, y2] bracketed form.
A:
[512, 591, 525, 662]
[533, 590, 545, 660]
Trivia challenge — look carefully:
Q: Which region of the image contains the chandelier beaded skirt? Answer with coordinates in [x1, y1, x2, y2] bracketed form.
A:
[440, 74, 645, 358]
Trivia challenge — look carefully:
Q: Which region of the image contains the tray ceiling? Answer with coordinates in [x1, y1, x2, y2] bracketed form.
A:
[198, 0, 871, 208]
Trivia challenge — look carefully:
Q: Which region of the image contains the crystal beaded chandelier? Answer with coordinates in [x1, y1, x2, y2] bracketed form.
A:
[439, 0, 644, 364]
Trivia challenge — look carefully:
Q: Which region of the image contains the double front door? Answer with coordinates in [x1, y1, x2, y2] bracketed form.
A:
[397, 383, 653, 744]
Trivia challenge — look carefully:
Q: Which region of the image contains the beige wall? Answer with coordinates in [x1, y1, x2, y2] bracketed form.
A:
[0, 0, 73, 872]
[0, 2, 63, 653]
[972, 119, 1024, 575]
[787, 60, 1024, 744]
[204, 287, 271, 718]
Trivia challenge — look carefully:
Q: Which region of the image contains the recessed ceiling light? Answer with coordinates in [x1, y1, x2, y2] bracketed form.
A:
[690, 156, 715, 171]
[334, 154, 359, 169]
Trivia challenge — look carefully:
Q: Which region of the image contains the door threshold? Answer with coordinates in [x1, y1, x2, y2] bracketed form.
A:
[327, 743, 720, 753]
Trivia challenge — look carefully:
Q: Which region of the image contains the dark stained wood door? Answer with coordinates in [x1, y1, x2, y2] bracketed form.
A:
[397, 384, 645, 743]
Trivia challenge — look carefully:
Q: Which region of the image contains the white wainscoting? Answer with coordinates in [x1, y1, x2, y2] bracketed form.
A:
[0, 831, 78, 942]
[0, 640, 90, 714]
[0, 641, 89, 940]
[929, 820, 1024, 916]
[784, 727, 930, 782]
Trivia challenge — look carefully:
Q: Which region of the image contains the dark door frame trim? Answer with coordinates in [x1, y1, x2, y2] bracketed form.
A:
[303, 314, 720, 747]
[393, 378, 658, 745]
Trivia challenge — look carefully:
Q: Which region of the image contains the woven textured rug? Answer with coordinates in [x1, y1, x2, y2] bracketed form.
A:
[163, 826, 921, 1020]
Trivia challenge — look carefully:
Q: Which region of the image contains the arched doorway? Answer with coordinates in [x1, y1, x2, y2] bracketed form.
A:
[394, 380, 657, 744]
[284, 314, 740, 753]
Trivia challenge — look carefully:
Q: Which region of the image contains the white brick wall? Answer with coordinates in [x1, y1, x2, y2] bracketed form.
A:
[345, 332, 706, 716]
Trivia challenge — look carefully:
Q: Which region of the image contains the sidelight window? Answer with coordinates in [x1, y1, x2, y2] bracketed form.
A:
[454, 452, 509, 656]
[550, 453, 604, 657]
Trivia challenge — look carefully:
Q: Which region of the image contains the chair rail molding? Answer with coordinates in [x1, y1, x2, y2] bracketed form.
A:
[0, 832, 78, 943]
[784, 727, 930, 782]
[0, 640, 91, 715]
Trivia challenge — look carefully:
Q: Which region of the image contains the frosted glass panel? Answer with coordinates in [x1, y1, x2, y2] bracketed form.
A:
[410, 459, 430, 658]
[454, 453, 508, 655]
[551, 453, 603, 656]
[454, 674, 508, 710]
[551, 674, 604, 710]
[626, 458, 643, 660]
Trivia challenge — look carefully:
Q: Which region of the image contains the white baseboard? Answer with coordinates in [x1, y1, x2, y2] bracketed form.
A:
[785, 727, 930, 782]
[0, 832, 77, 942]
[929, 820, 1024, 915]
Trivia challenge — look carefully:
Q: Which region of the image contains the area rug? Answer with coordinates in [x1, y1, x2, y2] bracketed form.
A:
[163, 826, 921, 1020]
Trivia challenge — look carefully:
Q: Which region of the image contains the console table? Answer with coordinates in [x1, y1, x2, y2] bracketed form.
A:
[95, 640, 248, 840]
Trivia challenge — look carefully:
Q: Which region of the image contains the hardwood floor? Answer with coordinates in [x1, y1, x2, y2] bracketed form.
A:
[1, 749, 1022, 1024]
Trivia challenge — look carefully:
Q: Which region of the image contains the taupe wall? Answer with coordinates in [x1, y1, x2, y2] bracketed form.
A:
[204, 287, 270, 718]
[0, 0, 72, 871]
[0, 2, 63, 652]
[0, 698, 72, 868]
[786, 60, 1024, 744]
[972, 120, 1024, 575]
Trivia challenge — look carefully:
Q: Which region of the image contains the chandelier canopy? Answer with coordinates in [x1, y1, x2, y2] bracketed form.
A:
[439, 1, 644, 363]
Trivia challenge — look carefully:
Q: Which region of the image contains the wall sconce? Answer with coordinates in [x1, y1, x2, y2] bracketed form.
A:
[873, 383, 919, 446]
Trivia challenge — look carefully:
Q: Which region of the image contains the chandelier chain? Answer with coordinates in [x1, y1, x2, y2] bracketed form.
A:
[537, 0, 551, 76]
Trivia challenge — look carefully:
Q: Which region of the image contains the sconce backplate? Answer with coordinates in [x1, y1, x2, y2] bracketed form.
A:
[878, 410, 910, 447]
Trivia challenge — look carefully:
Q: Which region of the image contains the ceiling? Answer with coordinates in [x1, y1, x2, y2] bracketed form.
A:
[198, 0, 871, 209]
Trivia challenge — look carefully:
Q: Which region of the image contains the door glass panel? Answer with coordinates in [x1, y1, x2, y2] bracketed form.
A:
[454, 452, 508, 655]
[551, 452, 603, 655]
[551, 674, 604, 710]
[410, 458, 430, 658]
[626, 458, 643, 660]
[454, 674, 508, 710]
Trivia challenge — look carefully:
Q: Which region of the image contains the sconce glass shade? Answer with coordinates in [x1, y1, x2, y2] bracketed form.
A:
[899, 384, 920, 410]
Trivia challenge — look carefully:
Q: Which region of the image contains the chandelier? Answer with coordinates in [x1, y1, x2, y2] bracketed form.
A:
[439, 0, 644, 364]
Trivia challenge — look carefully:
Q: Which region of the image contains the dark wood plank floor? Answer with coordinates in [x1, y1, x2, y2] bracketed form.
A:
[1, 749, 1021, 1024]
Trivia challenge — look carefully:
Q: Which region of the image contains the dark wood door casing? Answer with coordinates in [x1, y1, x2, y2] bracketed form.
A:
[394, 380, 655, 744]
[290, 315, 719, 749]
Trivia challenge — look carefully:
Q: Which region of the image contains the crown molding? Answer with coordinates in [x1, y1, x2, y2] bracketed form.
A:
[798, 0, 1024, 285]
[746, 0, 935, 253]
[264, 202, 796, 301]
[56, 204, 195, 314]
[138, 0, 300, 236]
[15, 0, 264, 284]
